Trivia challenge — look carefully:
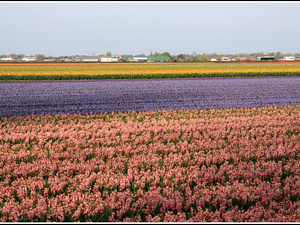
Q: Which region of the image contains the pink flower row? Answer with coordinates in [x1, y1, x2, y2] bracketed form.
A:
[0, 105, 300, 222]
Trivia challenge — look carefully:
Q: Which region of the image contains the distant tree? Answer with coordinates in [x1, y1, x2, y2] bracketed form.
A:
[177, 54, 185, 61]
[276, 52, 282, 58]
[209, 52, 218, 58]
[170, 55, 178, 62]
[257, 52, 264, 57]
[106, 52, 112, 57]
[199, 55, 208, 61]
[161, 52, 171, 58]
[35, 54, 45, 61]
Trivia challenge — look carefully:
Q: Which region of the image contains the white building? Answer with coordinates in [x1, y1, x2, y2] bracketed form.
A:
[1, 57, 13, 61]
[100, 57, 119, 62]
[221, 57, 231, 61]
[210, 58, 217, 61]
[22, 57, 37, 62]
[129, 56, 148, 62]
[283, 56, 295, 61]
[79, 56, 101, 62]
[82, 58, 98, 62]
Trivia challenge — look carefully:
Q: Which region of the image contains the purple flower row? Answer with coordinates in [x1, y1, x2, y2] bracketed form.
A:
[1, 77, 299, 117]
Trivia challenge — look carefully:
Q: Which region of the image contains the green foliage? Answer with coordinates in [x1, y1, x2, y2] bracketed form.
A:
[161, 52, 171, 58]
[85, 153, 96, 161]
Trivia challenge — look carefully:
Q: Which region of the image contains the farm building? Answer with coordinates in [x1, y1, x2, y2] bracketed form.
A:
[22, 57, 37, 62]
[221, 57, 231, 61]
[283, 56, 295, 61]
[120, 55, 130, 61]
[147, 56, 171, 62]
[121, 55, 170, 62]
[100, 57, 119, 62]
[79, 56, 102, 62]
[1, 57, 13, 61]
[257, 56, 275, 61]
[129, 56, 149, 62]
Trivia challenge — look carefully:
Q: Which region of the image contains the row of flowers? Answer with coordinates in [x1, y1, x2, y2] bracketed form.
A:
[0, 105, 300, 221]
[1, 63, 300, 80]
[2, 76, 299, 118]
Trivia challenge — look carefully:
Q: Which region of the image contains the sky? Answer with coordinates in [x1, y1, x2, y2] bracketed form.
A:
[1, 1, 300, 56]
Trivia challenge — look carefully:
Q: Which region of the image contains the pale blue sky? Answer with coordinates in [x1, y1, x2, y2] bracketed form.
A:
[1, 1, 300, 56]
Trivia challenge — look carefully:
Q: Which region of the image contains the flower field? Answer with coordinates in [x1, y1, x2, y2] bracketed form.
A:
[1, 77, 300, 118]
[1, 62, 300, 81]
[1, 105, 300, 222]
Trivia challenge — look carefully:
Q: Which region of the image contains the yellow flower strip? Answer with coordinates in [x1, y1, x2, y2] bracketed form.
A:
[1, 62, 300, 77]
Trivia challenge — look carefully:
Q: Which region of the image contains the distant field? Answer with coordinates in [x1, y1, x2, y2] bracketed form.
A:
[1, 62, 300, 81]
